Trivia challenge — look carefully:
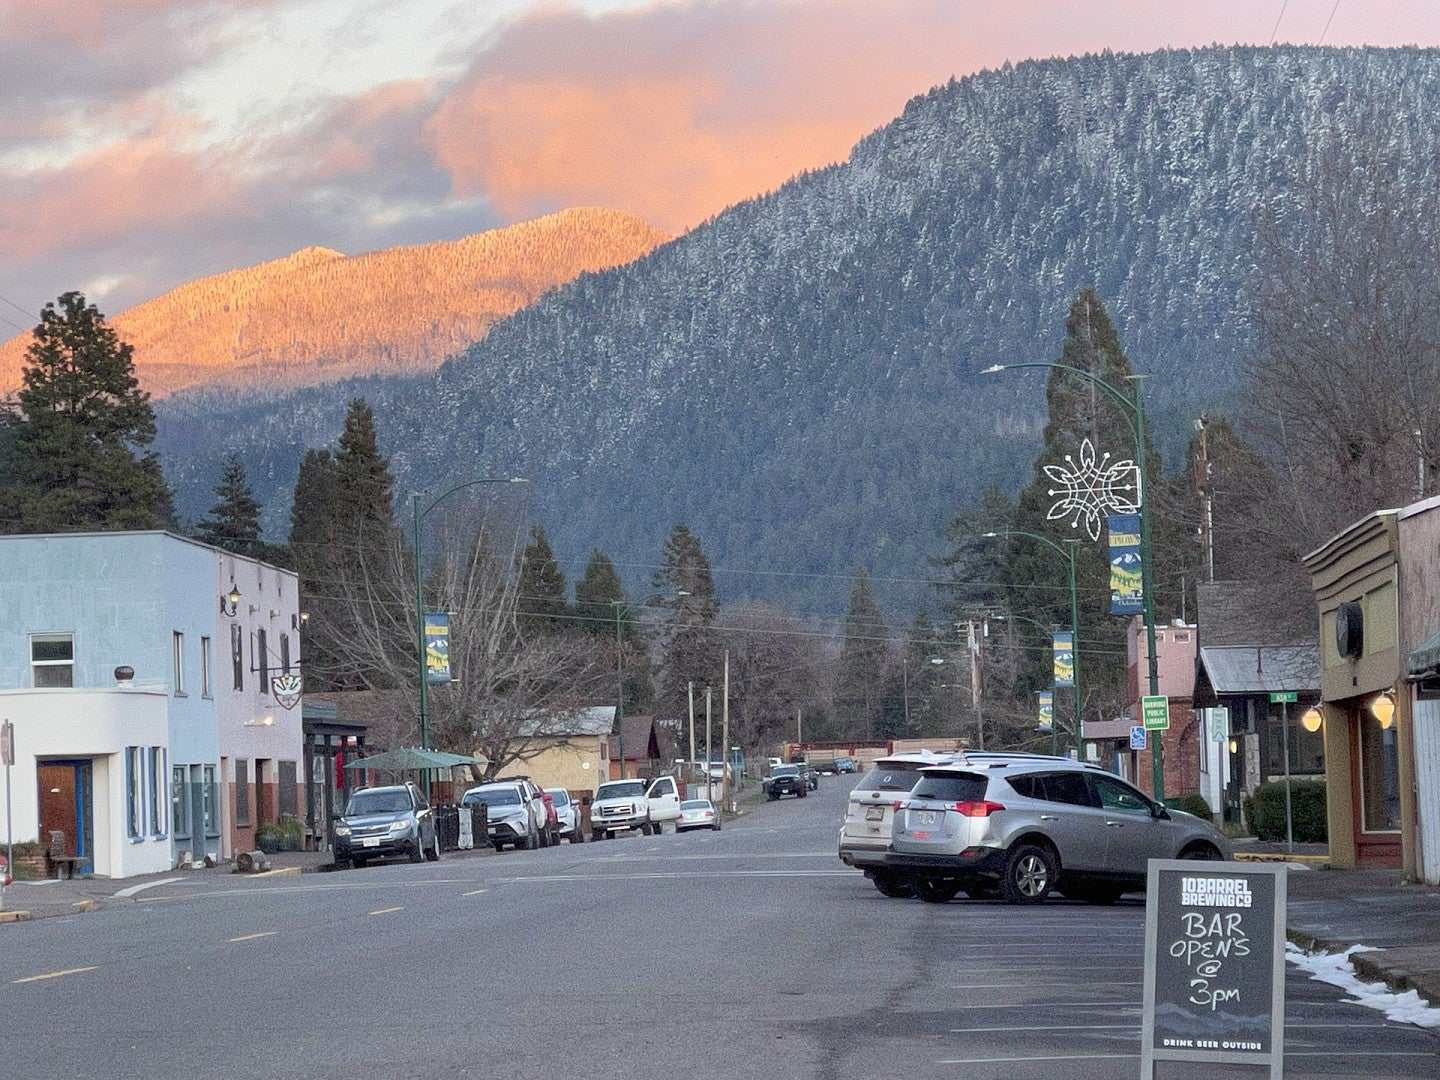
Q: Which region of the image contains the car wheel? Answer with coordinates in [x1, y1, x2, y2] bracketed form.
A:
[914, 877, 962, 904]
[591, 829, 602, 842]
[799, 789, 807, 798]
[427, 832, 441, 861]
[1000, 843, 1057, 904]
[964, 884, 995, 901]
[409, 834, 425, 863]
[352, 856, 367, 869]
[871, 871, 915, 899]
[713, 820, 722, 831]
[523, 827, 538, 851]
[332, 857, 350, 870]
[1180, 844, 1222, 861]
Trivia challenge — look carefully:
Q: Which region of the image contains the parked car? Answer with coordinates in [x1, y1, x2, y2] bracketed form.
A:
[590, 775, 683, 838]
[764, 764, 807, 800]
[676, 798, 722, 832]
[545, 787, 586, 844]
[812, 759, 840, 775]
[461, 779, 546, 850]
[834, 756, 857, 774]
[500, 775, 560, 846]
[332, 782, 440, 868]
[886, 759, 1233, 905]
[838, 751, 961, 897]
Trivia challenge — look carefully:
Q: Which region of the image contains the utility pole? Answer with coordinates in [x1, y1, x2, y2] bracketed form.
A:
[1194, 414, 1215, 583]
[687, 681, 696, 790]
[967, 618, 986, 751]
[705, 686, 713, 804]
[796, 707, 802, 744]
[721, 650, 730, 810]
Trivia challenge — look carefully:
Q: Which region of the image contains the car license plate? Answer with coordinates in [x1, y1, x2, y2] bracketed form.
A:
[914, 810, 938, 827]
[865, 806, 885, 821]
[361, 837, 381, 848]
[912, 830, 931, 839]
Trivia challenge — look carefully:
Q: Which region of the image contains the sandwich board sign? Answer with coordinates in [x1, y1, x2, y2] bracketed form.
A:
[1140, 860, 1287, 1079]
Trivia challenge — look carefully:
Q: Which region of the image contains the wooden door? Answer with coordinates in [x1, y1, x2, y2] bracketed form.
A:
[37, 763, 79, 855]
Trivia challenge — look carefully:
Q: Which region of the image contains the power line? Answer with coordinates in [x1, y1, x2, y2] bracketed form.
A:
[1318, 0, 1342, 44]
[1269, 0, 1289, 45]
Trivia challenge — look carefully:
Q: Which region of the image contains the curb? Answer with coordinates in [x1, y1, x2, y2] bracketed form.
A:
[1235, 852, 1329, 864]
[0, 910, 32, 922]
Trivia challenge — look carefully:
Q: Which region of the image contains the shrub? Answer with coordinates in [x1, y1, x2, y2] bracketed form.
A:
[1245, 780, 1327, 843]
[1165, 793, 1215, 823]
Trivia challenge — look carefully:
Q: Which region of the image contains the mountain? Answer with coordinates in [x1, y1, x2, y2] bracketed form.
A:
[0, 208, 670, 396]
[153, 45, 1440, 618]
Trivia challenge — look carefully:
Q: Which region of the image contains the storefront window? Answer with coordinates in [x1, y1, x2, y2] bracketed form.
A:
[1265, 705, 1325, 775]
[1359, 709, 1401, 832]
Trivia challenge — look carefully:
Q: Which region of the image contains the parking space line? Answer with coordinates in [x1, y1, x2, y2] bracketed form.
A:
[948, 982, 1140, 990]
[369, 906, 403, 915]
[464, 888, 488, 896]
[955, 1024, 1136, 1034]
[936, 1053, 1135, 1064]
[228, 931, 278, 942]
[949, 1000, 1139, 1010]
[13, 966, 97, 984]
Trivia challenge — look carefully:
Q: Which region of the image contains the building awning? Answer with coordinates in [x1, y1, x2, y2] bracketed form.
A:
[1196, 645, 1319, 704]
[1408, 629, 1440, 677]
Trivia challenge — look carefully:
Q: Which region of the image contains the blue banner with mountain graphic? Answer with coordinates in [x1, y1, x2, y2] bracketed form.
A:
[1108, 514, 1143, 615]
[1053, 631, 1074, 688]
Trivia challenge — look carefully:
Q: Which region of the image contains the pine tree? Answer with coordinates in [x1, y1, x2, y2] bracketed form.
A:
[333, 398, 395, 534]
[574, 549, 627, 638]
[834, 568, 889, 740]
[3, 292, 174, 531]
[194, 453, 264, 556]
[517, 524, 568, 636]
[652, 523, 721, 714]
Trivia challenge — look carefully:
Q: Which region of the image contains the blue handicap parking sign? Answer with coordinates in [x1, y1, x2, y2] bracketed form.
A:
[1130, 726, 1147, 751]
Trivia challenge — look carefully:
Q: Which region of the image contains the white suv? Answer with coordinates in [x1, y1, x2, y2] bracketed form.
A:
[462, 780, 546, 850]
[839, 750, 964, 897]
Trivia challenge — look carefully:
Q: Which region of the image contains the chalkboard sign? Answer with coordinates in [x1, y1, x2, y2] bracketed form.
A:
[1140, 860, 1287, 1080]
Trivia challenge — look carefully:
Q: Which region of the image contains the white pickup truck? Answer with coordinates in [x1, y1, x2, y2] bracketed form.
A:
[589, 776, 682, 839]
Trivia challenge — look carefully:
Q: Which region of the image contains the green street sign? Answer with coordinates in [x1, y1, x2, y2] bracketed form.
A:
[1269, 691, 1298, 703]
[1142, 695, 1170, 731]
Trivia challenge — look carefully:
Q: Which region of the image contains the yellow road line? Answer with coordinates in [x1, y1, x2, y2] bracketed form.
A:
[464, 889, 488, 896]
[253, 867, 301, 878]
[13, 966, 97, 984]
[229, 931, 279, 942]
[369, 906, 403, 915]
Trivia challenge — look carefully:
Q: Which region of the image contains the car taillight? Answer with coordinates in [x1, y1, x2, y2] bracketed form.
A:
[892, 800, 905, 812]
[954, 800, 1006, 817]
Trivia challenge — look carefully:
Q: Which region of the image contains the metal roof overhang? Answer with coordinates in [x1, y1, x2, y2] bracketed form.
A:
[1197, 645, 1320, 698]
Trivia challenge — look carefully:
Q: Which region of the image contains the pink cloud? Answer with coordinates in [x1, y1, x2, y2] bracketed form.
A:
[425, 0, 1440, 232]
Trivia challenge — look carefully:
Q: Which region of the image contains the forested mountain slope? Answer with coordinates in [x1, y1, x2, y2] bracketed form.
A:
[155, 45, 1440, 617]
[0, 209, 669, 396]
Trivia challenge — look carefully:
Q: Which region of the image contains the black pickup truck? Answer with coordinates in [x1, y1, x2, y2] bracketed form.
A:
[764, 765, 808, 800]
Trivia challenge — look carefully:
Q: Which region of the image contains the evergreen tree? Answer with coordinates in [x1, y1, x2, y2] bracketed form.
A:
[194, 453, 263, 556]
[517, 524, 568, 636]
[652, 523, 721, 714]
[3, 292, 174, 532]
[574, 549, 628, 638]
[333, 398, 395, 534]
[834, 568, 889, 740]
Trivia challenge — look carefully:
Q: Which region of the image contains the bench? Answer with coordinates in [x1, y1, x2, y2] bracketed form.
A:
[46, 830, 84, 880]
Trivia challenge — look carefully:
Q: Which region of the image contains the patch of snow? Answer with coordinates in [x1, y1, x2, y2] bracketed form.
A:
[1286, 942, 1440, 1029]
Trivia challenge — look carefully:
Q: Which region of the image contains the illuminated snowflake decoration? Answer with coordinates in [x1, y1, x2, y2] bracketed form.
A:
[1044, 438, 1140, 541]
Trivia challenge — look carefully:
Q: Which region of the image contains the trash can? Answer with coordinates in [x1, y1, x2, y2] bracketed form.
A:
[435, 805, 460, 852]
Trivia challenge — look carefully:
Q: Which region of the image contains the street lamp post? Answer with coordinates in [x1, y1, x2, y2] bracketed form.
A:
[612, 600, 627, 780]
[982, 530, 1081, 759]
[983, 361, 1164, 798]
[412, 477, 528, 795]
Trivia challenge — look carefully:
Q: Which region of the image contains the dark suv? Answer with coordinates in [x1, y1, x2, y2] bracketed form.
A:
[333, 782, 440, 868]
[886, 761, 1232, 904]
[764, 765, 807, 800]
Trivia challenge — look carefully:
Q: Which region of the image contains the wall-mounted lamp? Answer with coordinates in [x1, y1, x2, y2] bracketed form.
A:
[243, 715, 275, 727]
[1370, 692, 1396, 730]
[1227, 737, 1238, 754]
[293, 612, 310, 630]
[1300, 707, 1324, 733]
[221, 584, 241, 617]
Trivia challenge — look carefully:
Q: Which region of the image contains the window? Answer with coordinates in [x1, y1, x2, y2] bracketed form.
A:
[31, 632, 74, 688]
[126, 747, 144, 839]
[200, 636, 213, 698]
[1092, 775, 1152, 814]
[911, 773, 987, 802]
[149, 748, 166, 836]
[257, 628, 269, 695]
[278, 761, 298, 818]
[280, 633, 291, 674]
[203, 765, 218, 836]
[1036, 771, 1094, 807]
[172, 631, 186, 696]
[1359, 708, 1401, 832]
[235, 759, 251, 826]
[231, 624, 244, 691]
[172, 766, 191, 840]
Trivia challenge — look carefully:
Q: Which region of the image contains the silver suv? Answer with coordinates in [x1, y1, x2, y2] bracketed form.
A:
[885, 760, 1232, 904]
[838, 751, 963, 898]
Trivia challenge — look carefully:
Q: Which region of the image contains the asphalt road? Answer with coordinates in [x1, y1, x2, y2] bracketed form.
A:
[1, 778, 1437, 1079]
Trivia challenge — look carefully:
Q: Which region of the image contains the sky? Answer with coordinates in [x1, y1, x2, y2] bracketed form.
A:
[0, 0, 1436, 332]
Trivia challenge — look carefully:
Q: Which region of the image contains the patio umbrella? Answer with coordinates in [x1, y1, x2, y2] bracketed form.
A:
[342, 747, 487, 772]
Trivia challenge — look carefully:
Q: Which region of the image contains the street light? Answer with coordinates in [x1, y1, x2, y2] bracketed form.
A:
[982, 531, 1081, 759]
[982, 361, 1164, 798]
[412, 477, 528, 793]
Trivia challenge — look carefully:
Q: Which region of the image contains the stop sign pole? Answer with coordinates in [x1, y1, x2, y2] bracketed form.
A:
[2, 720, 13, 906]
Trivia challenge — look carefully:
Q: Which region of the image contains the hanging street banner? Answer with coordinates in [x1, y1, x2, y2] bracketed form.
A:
[1140, 860, 1287, 1079]
[1108, 513, 1143, 615]
[425, 613, 452, 684]
[1052, 631, 1075, 688]
[1037, 690, 1054, 732]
